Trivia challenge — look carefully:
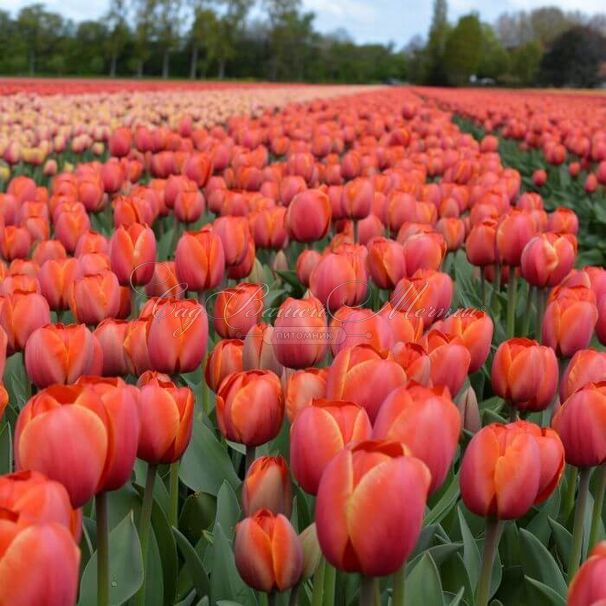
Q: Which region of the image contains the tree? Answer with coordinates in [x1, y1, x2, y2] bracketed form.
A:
[540, 26, 606, 87]
[477, 24, 509, 81]
[529, 7, 572, 46]
[443, 14, 482, 85]
[508, 40, 542, 85]
[425, 0, 450, 84]
[215, 0, 254, 78]
[106, 0, 129, 77]
[156, 0, 183, 78]
[189, 6, 221, 78]
[133, 0, 156, 77]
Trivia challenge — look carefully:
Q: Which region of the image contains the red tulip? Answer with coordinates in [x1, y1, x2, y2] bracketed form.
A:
[496, 210, 536, 267]
[520, 233, 575, 288]
[560, 349, 606, 401]
[285, 367, 327, 422]
[366, 237, 406, 290]
[0, 292, 50, 355]
[175, 229, 225, 293]
[69, 269, 121, 325]
[213, 282, 264, 339]
[315, 440, 430, 576]
[568, 542, 606, 606]
[242, 455, 293, 517]
[285, 189, 331, 243]
[109, 222, 157, 286]
[242, 323, 284, 376]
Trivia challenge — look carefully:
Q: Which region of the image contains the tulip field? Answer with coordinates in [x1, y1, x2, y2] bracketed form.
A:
[2, 80, 606, 606]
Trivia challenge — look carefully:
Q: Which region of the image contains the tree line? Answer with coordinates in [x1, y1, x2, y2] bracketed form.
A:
[1, 0, 605, 86]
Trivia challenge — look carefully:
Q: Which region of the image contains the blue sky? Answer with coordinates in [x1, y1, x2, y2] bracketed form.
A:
[3, 0, 605, 45]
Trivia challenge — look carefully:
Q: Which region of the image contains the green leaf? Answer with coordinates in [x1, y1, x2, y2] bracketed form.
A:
[79, 512, 144, 606]
[519, 528, 567, 598]
[457, 507, 481, 589]
[173, 527, 211, 601]
[548, 517, 572, 566]
[210, 523, 256, 605]
[179, 492, 217, 544]
[426, 473, 460, 526]
[214, 481, 241, 540]
[525, 577, 566, 606]
[0, 421, 12, 474]
[405, 553, 444, 606]
[180, 419, 240, 496]
[152, 500, 179, 606]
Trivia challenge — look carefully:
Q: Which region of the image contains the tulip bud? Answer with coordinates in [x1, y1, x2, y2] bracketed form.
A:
[295, 249, 322, 287]
[242, 323, 283, 376]
[216, 370, 284, 446]
[299, 523, 321, 580]
[560, 349, 606, 401]
[25, 324, 102, 388]
[213, 216, 251, 267]
[373, 384, 461, 493]
[568, 542, 606, 605]
[285, 367, 327, 422]
[316, 441, 430, 576]
[552, 382, 606, 467]
[234, 510, 303, 593]
[109, 223, 157, 286]
[69, 269, 121, 325]
[0, 292, 51, 354]
[213, 283, 264, 339]
[146, 298, 208, 374]
[455, 386, 482, 434]
[466, 218, 497, 267]
[496, 210, 536, 267]
[285, 189, 332, 243]
[491, 338, 558, 412]
[366, 237, 406, 290]
[205, 338, 244, 392]
[242, 455, 293, 517]
[460, 423, 542, 519]
[175, 229, 225, 293]
[520, 233, 575, 288]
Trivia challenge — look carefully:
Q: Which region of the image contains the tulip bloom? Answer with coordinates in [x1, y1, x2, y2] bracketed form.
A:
[69, 270, 121, 325]
[466, 218, 497, 267]
[242, 455, 293, 517]
[542, 286, 598, 357]
[296, 250, 322, 287]
[39, 257, 77, 311]
[520, 233, 575, 289]
[138, 379, 194, 464]
[109, 222, 157, 286]
[309, 246, 368, 312]
[341, 177, 373, 220]
[147, 298, 208, 374]
[0, 292, 50, 354]
[242, 323, 283, 376]
[421, 329, 471, 396]
[216, 370, 284, 446]
[15, 380, 140, 507]
[492, 338, 558, 412]
[272, 296, 327, 369]
[175, 229, 225, 293]
[552, 383, 606, 468]
[285, 189, 332, 243]
[25, 324, 102, 388]
[326, 344, 407, 422]
[402, 232, 446, 276]
[560, 349, 606, 401]
[234, 510, 303, 593]
[291, 399, 372, 495]
[315, 440, 430, 576]
[249, 207, 288, 250]
[213, 283, 264, 339]
[285, 367, 328, 422]
[205, 339, 244, 392]
[568, 542, 606, 606]
[496, 210, 536, 267]
[460, 423, 541, 519]
[432, 309, 494, 372]
[373, 384, 460, 493]
[366, 237, 406, 290]
[213, 216, 251, 267]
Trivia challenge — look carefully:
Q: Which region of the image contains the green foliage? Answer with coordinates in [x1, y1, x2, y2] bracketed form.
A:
[443, 14, 483, 85]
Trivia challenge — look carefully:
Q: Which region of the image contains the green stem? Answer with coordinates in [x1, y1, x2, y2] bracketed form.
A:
[135, 463, 157, 606]
[323, 562, 336, 606]
[353, 220, 359, 244]
[476, 519, 504, 606]
[311, 558, 326, 606]
[506, 268, 518, 338]
[489, 262, 501, 312]
[360, 576, 377, 606]
[569, 467, 592, 579]
[392, 564, 406, 606]
[563, 466, 579, 521]
[509, 405, 518, 423]
[521, 284, 534, 337]
[96, 492, 110, 606]
[288, 585, 300, 606]
[480, 268, 486, 308]
[536, 287, 547, 343]
[245, 445, 256, 474]
[268, 592, 277, 606]
[169, 461, 180, 528]
[589, 463, 606, 552]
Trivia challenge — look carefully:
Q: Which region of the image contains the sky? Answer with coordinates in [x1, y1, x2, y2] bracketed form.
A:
[3, 0, 606, 45]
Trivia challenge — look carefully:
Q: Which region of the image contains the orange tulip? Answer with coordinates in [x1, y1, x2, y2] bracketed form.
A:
[491, 337, 558, 412]
[552, 383, 606, 467]
[315, 440, 430, 576]
[216, 370, 284, 446]
[295, 249, 322, 287]
[138, 379, 194, 464]
[69, 269, 121, 325]
[560, 349, 606, 401]
[341, 177, 373, 220]
[234, 510, 303, 593]
[109, 222, 157, 286]
[460, 423, 542, 519]
[213, 282, 264, 339]
[242, 455, 293, 517]
[542, 286, 598, 357]
[568, 542, 606, 606]
[0, 292, 50, 354]
[15, 380, 140, 507]
[38, 258, 77, 311]
[25, 324, 102, 388]
[205, 338, 244, 392]
[520, 233, 575, 288]
[175, 229, 225, 293]
[272, 296, 328, 369]
[402, 232, 446, 276]
[373, 384, 460, 493]
[366, 237, 406, 290]
[326, 344, 407, 422]
[285, 189, 332, 243]
[290, 399, 372, 495]
[465, 218, 497, 267]
[213, 216, 251, 267]
[421, 329, 471, 395]
[146, 298, 208, 374]
[242, 323, 284, 376]
[285, 367, 328, 422]
[0, 225, 31, 260]
[496, 209, 536, 267]
[249, 207, 288, 250]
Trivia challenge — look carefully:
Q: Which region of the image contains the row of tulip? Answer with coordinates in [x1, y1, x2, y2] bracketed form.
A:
[0, 83, 606, 606]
